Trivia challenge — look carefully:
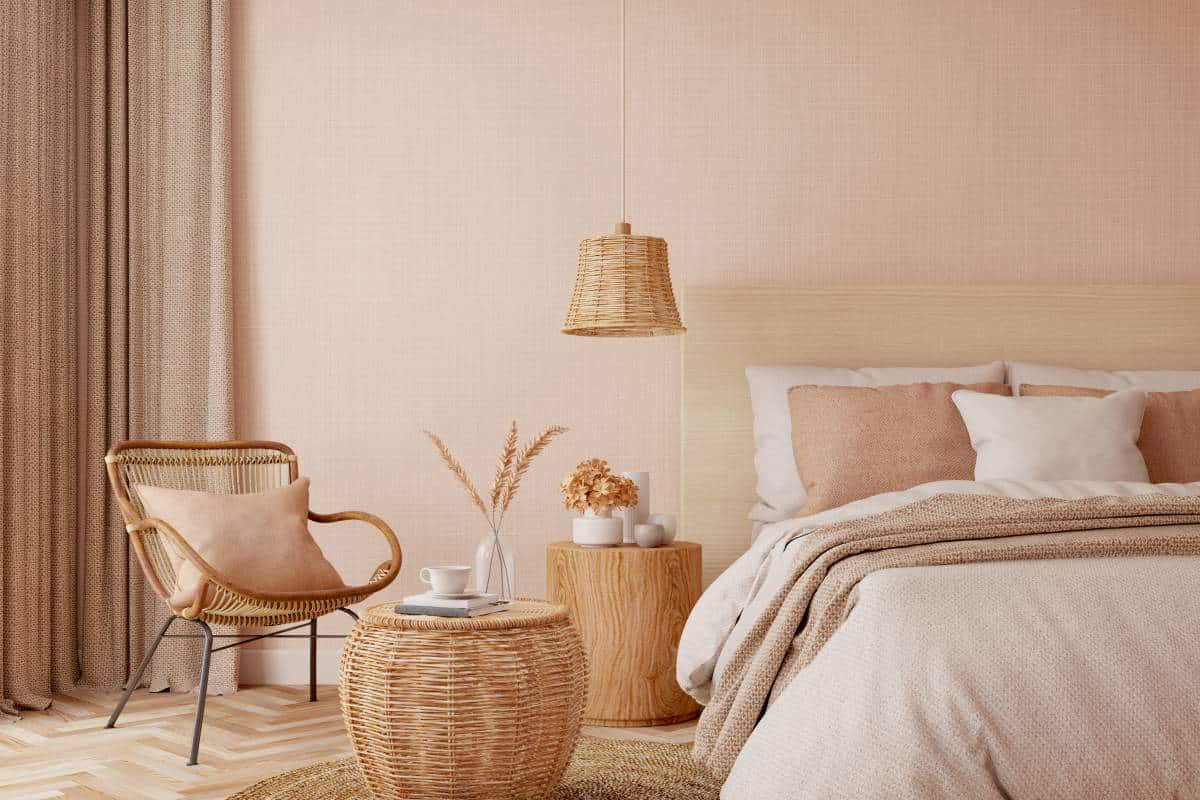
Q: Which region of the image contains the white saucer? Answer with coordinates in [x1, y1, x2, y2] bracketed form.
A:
[429, 591, 482, 600]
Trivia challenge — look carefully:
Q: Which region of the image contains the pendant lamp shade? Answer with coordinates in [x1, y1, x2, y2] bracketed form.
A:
[562, 222, 685, 337]
[562, 0, 685, 337]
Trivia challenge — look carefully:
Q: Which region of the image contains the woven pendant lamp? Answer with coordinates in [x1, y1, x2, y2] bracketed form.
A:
[562, 0, 685, 337]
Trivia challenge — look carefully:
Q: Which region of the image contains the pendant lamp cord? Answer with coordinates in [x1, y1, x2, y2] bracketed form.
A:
[620, 0, 626, 224]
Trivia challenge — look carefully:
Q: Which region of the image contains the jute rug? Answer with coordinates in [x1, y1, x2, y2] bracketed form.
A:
[228, 735, 721, 800]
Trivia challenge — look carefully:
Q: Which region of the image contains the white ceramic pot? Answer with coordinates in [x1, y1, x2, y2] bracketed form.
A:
[634, 523, 665, 548]
[649, 513, 677, 544]
[572, 509, 624, 547]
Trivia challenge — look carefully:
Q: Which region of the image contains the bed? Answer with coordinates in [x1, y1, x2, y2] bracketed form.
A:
[676, 286, 1200, 799]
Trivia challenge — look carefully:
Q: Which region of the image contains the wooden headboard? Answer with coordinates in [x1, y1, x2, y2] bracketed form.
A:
[681, 285, 1200, 586]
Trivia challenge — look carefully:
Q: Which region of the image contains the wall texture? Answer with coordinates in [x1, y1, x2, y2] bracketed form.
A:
[231, 0, 1200, 680]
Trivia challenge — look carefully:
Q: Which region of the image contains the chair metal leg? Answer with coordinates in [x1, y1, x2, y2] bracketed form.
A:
[109, 611, 364, 766]
[309, 618, 318, 702]
[106, 614, 176, 729]
[187, 620, 214, 766]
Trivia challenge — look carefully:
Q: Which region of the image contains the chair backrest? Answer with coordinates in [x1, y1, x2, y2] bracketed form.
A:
[106, 440, 299, 525]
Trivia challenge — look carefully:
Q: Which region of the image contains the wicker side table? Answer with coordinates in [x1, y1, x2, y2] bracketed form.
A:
[339, 600, 587, 800]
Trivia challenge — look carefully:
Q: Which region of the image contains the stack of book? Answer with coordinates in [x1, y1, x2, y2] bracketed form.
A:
[395, 592, 511, 618]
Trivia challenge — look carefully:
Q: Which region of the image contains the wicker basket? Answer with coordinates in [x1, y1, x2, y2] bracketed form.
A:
[340, 601, 587, 800]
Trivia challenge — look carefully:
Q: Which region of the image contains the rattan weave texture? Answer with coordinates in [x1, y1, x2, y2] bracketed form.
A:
[563, 228, 685, 337]
[106, 441, 401, 627]
[340, 600, 587, 800]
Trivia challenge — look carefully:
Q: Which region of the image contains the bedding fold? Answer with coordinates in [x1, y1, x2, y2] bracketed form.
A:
[691, 491, 1200, 779]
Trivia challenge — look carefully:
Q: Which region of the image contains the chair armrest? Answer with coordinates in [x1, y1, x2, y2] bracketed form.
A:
[308, 510, 402, 592]
[127, 510, 402, 616]
[126, 517, 238, 618]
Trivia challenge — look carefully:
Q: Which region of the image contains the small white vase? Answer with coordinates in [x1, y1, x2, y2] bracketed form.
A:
[619, 471, 650, 543]
[617, 506, 636, 543]
[572, 508, 623, 548]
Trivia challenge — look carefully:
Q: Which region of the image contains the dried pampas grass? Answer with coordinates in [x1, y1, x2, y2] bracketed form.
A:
[425, 421, 568, 535]
[489, 421, 519, 512]
[501, 425, 569, 515]
[423, 430, 488, 517]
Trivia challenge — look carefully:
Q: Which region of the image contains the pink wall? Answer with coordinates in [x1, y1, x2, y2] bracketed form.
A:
[231, 0, 1200, 679]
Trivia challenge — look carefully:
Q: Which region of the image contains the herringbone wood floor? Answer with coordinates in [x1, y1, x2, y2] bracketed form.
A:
[0, 686, 696, 800]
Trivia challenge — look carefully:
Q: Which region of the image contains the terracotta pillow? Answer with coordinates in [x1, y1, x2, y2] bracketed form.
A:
[135, 477, 345, 611]
[788, 382, 1011, 516]
[1019, 385, 1200, 484]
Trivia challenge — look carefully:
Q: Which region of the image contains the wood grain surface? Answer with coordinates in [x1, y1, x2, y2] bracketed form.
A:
[0, 686, 695, 799]
[547, 541, 702, 727]
[682, 285, 1200, 586]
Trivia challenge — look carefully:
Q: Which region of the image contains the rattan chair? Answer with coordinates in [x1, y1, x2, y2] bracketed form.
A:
[102, 439, 401, 766]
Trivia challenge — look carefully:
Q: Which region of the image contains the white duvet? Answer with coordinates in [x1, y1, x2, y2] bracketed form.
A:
[678, 479, 1200, 799]
[679, 478, 1200, 703]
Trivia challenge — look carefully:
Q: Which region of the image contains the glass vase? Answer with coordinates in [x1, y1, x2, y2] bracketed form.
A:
[474, 531, 517, 601]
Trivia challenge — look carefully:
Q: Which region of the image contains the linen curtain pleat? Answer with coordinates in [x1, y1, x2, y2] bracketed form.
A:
[1, 0, 236, 715]
[0, 0, 79, 715]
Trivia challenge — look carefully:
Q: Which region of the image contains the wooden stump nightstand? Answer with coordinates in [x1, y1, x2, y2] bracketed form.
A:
[546, 540, 702, 727]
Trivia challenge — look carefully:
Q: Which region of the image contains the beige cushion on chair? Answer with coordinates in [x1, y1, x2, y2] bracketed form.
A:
[135, 477, 345, 611]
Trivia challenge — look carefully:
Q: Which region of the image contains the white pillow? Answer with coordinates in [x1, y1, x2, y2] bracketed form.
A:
[746, 362, 1006, 522]
[951, 389, 1149, 482]
[1009, 362, 1200, 394]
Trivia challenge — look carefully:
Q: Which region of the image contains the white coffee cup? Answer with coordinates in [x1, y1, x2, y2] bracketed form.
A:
[419, 565, 472, 595]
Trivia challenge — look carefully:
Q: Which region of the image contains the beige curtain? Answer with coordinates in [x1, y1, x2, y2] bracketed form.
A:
[1, 0, 236, 716]
[0, 0, 79, 716]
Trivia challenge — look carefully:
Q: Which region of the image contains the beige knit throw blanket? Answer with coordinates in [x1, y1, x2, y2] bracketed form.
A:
[691, 492, 1200, 779]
